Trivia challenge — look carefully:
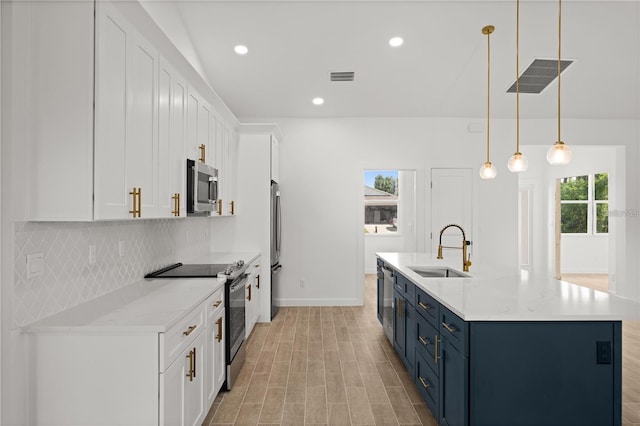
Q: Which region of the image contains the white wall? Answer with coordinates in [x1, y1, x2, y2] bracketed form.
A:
[237, 117, 520, 307]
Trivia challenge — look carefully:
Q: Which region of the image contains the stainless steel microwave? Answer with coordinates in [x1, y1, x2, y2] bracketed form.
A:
[187, 159, 218, 216]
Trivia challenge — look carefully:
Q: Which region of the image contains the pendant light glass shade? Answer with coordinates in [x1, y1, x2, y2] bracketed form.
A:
[548, 0, 571, 165]
[479, 25, 497, 180]
[508, 152, 528, 172]
[479, 161, 498, 179]
[509, 0, 527, 173]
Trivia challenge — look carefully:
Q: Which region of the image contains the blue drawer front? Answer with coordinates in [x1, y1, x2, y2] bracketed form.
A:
[394, 273, 415, 307]
[440, 305, 468, 357]
[415, 349, 439, 420]
[415, 286, 439, 328]
[415, 312, 438, 372]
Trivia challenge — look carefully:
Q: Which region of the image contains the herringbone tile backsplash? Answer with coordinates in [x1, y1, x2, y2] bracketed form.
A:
[13, 218, 211, 327]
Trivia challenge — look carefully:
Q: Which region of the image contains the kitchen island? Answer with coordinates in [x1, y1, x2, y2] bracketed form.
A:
[376, 252, 639, 426]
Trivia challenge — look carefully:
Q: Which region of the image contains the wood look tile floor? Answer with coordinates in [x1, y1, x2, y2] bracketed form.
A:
[204, 275, 640, 426]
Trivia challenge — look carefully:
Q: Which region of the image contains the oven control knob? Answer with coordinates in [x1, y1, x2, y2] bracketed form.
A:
[236, 260, 245, 267]
[223, 267, 233, 275]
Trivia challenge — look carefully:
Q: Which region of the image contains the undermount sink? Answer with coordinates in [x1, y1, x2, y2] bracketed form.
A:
[408, 266, 470, 278]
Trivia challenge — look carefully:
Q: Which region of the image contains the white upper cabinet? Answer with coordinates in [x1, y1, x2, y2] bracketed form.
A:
[94, 2, 131, 220]
[20, 0, 238, 222]
[158, 58, 187, 218]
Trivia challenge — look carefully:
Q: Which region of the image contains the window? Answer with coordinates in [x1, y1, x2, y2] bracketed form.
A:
[560, 173, 608, 234]
[364, 171, 398, 234]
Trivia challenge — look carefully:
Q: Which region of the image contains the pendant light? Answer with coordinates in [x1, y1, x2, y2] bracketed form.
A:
[479, 25, 497, 180]
[508, 0, 528, 173]
[546, 0, 572, 165]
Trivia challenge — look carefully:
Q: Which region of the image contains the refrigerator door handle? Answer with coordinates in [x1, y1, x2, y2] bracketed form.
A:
[276, 193, 281, 253]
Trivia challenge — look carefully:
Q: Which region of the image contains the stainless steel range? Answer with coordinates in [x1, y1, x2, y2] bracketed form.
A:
[145, 260, 248, 390]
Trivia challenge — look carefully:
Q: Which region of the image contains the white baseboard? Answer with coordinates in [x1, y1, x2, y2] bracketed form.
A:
[276, 298, 361, 307]
[560, 269, 609, 274]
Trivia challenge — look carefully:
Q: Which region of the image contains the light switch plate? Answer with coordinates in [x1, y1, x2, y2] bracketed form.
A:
[27, 253, 45, 279]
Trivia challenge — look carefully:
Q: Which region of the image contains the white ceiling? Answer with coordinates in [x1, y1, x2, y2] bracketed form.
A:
[142, 1, 640, 120]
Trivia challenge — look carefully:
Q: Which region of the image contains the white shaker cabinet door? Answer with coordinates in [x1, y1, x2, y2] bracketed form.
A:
[161, 330, 206, 426]
[94, 3, 130, 220]
[158, 58, 187, 218]
[128, 32, 159, 218]
[206, 308, 226, 407]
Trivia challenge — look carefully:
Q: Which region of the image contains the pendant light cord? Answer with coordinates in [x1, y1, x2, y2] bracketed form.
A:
[516, 0, 520, 154]
[486, 29, 491, 163]
[557, 0, 562, 143]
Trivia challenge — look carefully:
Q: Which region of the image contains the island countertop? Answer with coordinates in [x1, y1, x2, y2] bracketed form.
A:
[376, 252, 640, 321]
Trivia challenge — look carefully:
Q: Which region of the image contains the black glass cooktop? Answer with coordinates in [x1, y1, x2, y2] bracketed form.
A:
[145, 263, 230, 278]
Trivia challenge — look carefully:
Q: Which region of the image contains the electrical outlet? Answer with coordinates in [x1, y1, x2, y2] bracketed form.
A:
[596, 341, 611, 364]
[119, 241, 126, 257]
[89, 245, 97, 265]
[26, 253, 45, 279]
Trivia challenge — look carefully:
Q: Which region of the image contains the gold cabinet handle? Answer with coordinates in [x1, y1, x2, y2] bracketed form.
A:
[216, 317, 223, 342]
[398, 298, 403, 318]
[193, 346, 197, 378]
[171, 193, 180, 216]
[442, 322, 457, 334]
[418, 376, 430, 389]
[217, 199, 223, 216]
[247, 284, 252, 301]
[434, 335, 441, 364]
[418, 301, 430, 311]
[213, 300, 222, 308]
[183, 325, 197, 336]
[256, 275, 260, 289]
[230, 200, 235, 215]
[129, 187, 141, 218]
[186, 348, 194, 381]
[199, 144, 206, 163]
[419, 335, 429, 346]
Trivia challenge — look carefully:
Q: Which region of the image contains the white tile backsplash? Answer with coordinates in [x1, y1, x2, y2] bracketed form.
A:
[13, 218, 211, 327]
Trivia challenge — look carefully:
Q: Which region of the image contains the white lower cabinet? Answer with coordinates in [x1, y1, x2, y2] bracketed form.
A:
[206, 288, 226, 407]
[245, 256, 262, 338]
[161, 330, 206, 426]
[27, 287, 226, 426]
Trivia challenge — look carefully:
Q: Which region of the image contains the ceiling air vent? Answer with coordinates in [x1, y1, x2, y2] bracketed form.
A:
[507, 59, 573, 94]
[330, 71, 355, 82]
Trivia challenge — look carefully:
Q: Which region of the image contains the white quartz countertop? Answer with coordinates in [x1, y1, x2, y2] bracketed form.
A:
[23, 251, 260, 334]
[377, 252, 640, 321]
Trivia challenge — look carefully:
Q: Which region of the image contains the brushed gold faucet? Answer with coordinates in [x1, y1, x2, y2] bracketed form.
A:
[437, 224, 472, 272]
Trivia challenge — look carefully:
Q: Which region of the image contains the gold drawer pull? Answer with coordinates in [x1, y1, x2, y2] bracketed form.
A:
[419, 336, 429, 346]
[213, 300, 222, 308]
[199, 144, 206, 163]
[398, 298, 403, 318]
[171, 193, 180, 216]
[435, 335, 441, 364]
[217, 199, 223, 216]
[419, 376, 430, 389]
[129, 187, 141, 218]
[230, 200, 235, 215]
[442, 322, 457, 334]
[418, 301, 430, 311]
[216, 317, 223, 342]
[183, 325, 197, 336]
[247, 284, 252, 301]
[256, 275, 260, 289]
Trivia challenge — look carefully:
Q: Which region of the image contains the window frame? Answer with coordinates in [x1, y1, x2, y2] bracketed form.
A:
[560, 173, 608, 236]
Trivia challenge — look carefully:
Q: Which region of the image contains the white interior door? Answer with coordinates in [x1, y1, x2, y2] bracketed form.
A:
[430, 169, 472, 260]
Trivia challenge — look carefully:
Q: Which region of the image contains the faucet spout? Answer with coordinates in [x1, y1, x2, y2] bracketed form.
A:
[437, 224, 472, 272]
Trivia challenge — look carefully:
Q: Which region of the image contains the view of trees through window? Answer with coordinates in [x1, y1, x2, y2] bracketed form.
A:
[364, 171, 398, 234]
[560, 173, 608, 234]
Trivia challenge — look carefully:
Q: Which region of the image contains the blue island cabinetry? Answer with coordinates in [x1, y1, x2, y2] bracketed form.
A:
[389, 270, 622, 426]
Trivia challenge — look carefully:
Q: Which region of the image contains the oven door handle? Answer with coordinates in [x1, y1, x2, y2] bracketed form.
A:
[229, 274, 249, 291]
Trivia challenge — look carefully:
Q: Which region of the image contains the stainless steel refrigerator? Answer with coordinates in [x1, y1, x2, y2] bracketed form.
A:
[270, 181, 281, 319]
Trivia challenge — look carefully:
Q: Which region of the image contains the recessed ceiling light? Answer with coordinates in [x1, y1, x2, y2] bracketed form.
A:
[312, 97, 324, 106]
[389, 37, 404, 47]
[234, 45, 248, 55]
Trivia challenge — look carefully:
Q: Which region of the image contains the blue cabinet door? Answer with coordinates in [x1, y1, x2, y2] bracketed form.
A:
[440, 338, 468, 426]
[404, 300, 416, 378]
[393, 289, 405, 356]
[376, 268, 384, 324]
